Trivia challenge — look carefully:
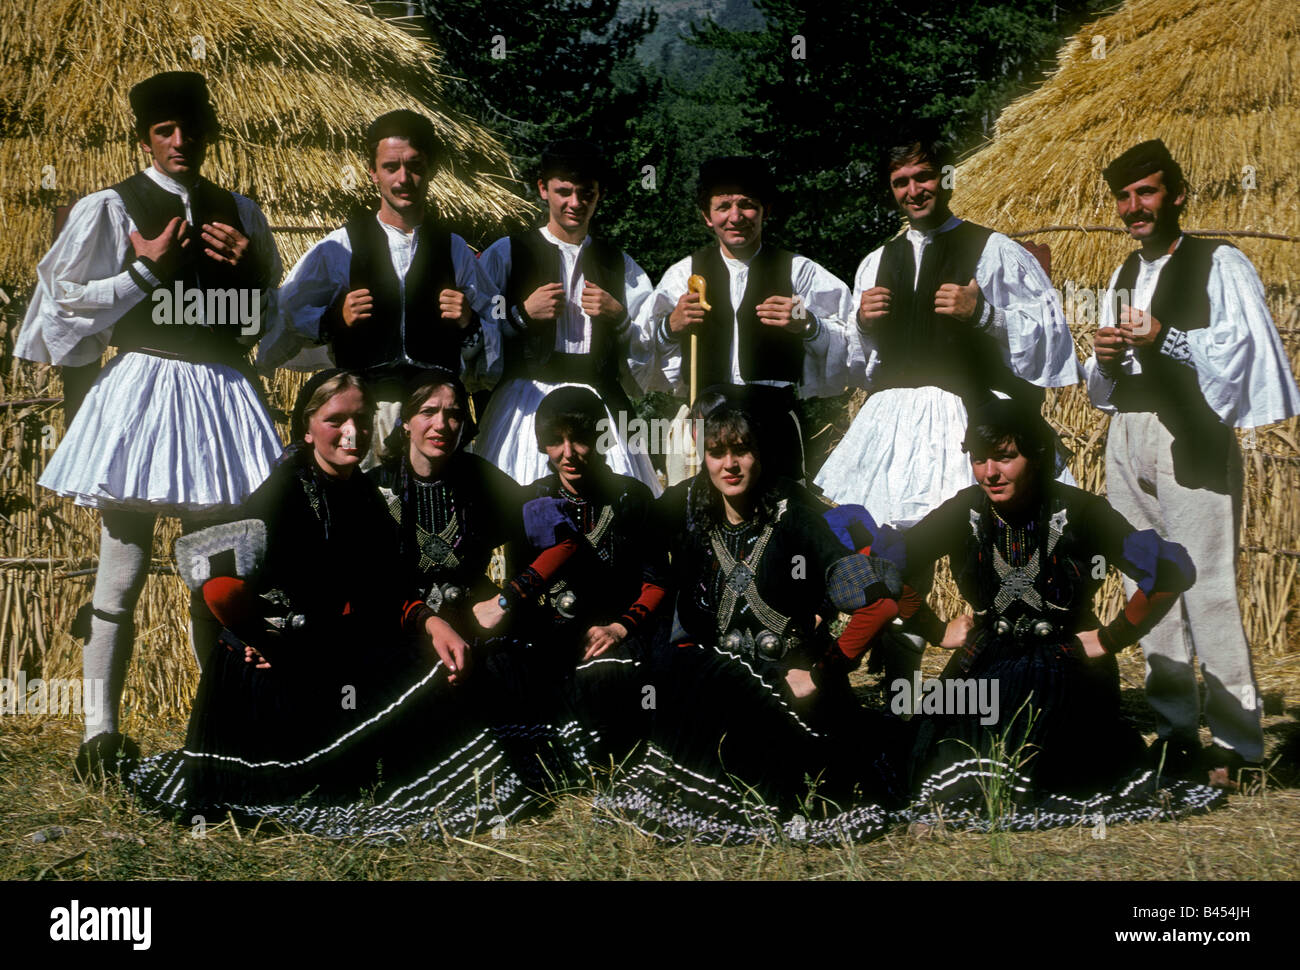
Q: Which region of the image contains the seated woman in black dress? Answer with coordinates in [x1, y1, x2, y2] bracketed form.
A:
[898, 397, 1225, 828]
[128, 370, 536, 840]
[367, 367, 524, 630]
[601, 396, 908, 844]
[473, 386, 670, 770]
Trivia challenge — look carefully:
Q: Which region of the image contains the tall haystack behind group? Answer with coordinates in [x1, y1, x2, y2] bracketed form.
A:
[1, 0, 1297, 718]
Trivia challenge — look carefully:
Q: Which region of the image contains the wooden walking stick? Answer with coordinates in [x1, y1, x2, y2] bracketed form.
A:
[686, 274, 712, 405]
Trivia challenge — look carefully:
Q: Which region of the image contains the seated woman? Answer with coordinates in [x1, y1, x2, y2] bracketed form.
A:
[128, 370, 534, 840]
[367, 367, 524, 625]
[601, 396, 908, 844]
[898, 397, 1225, 828]
[474, 386, 670, 770]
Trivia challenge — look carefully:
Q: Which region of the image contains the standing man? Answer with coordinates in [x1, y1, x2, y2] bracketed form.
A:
[1084, 139, 1300, 779]
[816, 131, 1078, 529]
[14, 72, 283, 777]
[263, 110, 492, 457]
[472, 140, 660, 493]
[645, 156, 854, 484]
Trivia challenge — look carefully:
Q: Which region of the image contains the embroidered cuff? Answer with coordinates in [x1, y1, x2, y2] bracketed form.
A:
[135, 255, 164, 286]
[508, 305, 529, 335]
[1098, 613, 1139, 654]
[973, 289, 991, 330]
[1159, 326, 1193, 366]
[800, 313, 822, 342]
[657, 317, 680, 345]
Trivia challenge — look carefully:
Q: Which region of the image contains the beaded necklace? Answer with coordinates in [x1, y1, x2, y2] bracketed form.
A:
[990, 505, 1036, 569]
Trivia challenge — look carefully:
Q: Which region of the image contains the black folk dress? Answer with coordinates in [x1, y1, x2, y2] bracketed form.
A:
[898, 482, 1226, 830]
[491, 469, 670, 777]
[600, 476, 909, 845]
[128, 449, 537, 841]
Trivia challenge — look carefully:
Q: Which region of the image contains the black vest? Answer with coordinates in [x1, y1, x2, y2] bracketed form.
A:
[331, 211, 461, 376]
[686, 243, 800, 387]
[504, 229, 628, 393]
[110, 172, 253, 363]
[1109, 235, 1235, 488]
[874, 221, 1030, 406]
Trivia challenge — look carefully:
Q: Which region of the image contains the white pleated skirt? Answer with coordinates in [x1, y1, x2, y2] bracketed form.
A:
[816, 385, 1075, 528]
[39, 352, 283, 515]
[469, 378, 663, 495]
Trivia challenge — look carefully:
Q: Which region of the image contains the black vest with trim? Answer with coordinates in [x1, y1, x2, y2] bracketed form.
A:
[331, 211, 461, 375]
[110, 171, 253, 363]
[1109, 235, 1235, 482]
[504, 229, 628, 393]
[874, 221, 1028, 406]
[686, 243, 800, 387]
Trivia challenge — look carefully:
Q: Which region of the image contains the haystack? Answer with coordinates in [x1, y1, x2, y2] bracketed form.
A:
[0, 0, 532, 713]
[955, 0, 1300, 654]
[0, 0, 532, 291]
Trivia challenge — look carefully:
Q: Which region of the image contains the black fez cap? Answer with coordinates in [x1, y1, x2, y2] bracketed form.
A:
[1102, 139, 1182, 193]
[365, 110, 439, 160]
[129, 71, 218, 133]
[540, 139, 609, 186]
[696, 156, 776, 207]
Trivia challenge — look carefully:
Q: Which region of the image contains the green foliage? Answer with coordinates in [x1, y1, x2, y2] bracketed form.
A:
[683, 0, 1114, 279]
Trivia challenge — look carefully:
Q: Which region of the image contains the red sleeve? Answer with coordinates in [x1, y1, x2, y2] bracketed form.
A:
[835, 597, 900, 661]
[1099, 589, 1179, 653]
[506, 537, 582, 603]
[619, 582, 667, 633]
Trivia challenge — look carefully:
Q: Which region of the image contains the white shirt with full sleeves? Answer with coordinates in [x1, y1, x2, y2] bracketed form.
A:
[816, 216, 1077, 528]
[1082, 239, 1300, 428]
[469, 228, 662, 494]
[642, 246, 854, 398]
[15, 166, 281, 367]
[22, 166, 284, 514]
[258, 216, 497, 386]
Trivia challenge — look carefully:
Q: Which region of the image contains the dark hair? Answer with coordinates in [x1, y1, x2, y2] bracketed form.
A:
[380, 367, 477, 461]
[365, 110, 439, 168]
[535, 385, 607, 451]
[883, 126, 955, 180]
[539, 139, 607, 187]
[694, 156, 776, 213]
[961, 398, 1064, 493]
[687, 404, 784, 533]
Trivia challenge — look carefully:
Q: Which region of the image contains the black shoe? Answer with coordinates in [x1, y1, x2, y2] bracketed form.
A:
[73, 732, 140, 782]
[1148, 736, 1202, 781]
[1200, 744, 1261, 789]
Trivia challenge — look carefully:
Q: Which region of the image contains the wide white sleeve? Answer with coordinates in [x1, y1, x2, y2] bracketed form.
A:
[257, 229, 349, 373]
[976, 233, 1079, 388]
[620, 253, 666, 394]
[232, 194, 283, 347]
[1168, 246, 1300, 427]
[1082, 265, 1124, 413]
[790, 255, 853, 397]
[642, 257, 693, 395]
[14, 190, 150, 366]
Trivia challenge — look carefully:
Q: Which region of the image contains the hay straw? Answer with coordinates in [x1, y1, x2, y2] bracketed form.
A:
[0, 0, 535, 287]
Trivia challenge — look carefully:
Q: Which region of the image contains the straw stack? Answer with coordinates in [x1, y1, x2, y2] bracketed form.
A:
[0, 0, 531, 716]
[952, 0, 1300, 653]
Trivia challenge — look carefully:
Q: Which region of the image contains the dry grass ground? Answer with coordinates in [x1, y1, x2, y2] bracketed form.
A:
[3, 647, 1298, 882]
